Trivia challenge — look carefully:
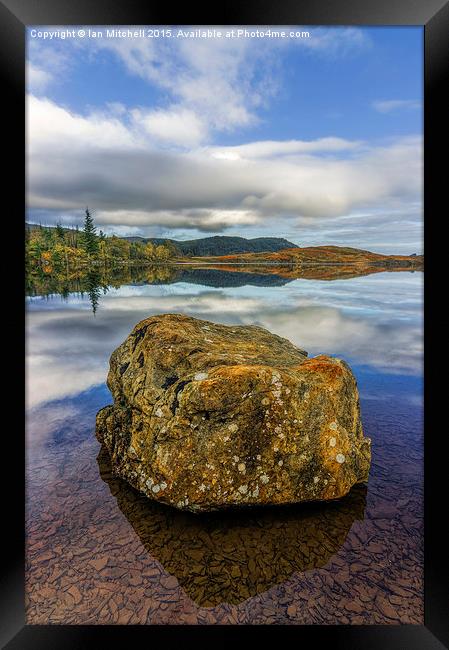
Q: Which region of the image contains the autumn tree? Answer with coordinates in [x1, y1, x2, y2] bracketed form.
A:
[144, 242, 156, 261]
[155, 244, 170, 261]
[26, 237, 43, 270]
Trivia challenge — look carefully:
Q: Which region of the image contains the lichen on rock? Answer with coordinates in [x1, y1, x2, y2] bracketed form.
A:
[96, 313, 371, 512]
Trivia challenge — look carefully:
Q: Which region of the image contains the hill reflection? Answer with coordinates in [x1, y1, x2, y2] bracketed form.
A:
[26, 262, 422, 314]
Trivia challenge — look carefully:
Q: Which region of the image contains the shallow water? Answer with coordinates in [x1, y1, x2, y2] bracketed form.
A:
[25, 267, 423, 624]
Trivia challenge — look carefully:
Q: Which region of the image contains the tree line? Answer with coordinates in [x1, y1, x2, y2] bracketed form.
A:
[26, 208, 175, 274]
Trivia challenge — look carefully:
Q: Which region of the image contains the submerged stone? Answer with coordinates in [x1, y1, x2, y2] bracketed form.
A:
[96, 313, 371, 512]
[97, 445, 367, 606]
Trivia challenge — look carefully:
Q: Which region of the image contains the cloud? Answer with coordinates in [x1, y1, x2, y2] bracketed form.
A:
[372, 99, 421, 114]
[27, 26, 370, 147]
[289, 208, 423, 253]
[298, 26, 371, 57]
[27, 63, 53, 92]
[27, 95, 140, 153]
[26, 41, 72, 95]
[91, 33, 270, 145]
[209, 137, 363, 159]
[95, 208, 261, 232]
[131, 106, 208, 147]
[27, 94, 422, 234]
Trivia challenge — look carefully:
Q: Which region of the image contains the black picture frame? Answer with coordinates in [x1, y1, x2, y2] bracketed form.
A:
[3, 0, 447, 647]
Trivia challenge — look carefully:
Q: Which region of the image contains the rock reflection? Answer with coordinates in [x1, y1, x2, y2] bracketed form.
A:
[97, 446, 366, 607]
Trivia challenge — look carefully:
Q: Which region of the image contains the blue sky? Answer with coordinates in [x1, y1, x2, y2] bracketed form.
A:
[26, 26, 423, 252]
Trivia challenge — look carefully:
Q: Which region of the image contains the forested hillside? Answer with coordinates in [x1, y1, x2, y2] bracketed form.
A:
[26, 211, 175, 273]
[124, 235, 298, 257]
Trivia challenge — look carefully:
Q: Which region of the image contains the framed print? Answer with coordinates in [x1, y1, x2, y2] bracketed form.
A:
[1, 0, 447, 647]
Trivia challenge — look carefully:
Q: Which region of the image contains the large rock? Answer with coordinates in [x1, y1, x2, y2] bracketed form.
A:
[96, 314, 371, 512]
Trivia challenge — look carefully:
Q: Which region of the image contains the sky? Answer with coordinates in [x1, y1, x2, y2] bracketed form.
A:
[26, 26, 423, 253]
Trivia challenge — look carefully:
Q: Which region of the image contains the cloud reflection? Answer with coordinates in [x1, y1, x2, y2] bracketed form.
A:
[26, 272, 423, 408]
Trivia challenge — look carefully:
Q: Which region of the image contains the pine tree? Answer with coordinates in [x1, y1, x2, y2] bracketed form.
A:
[81, 208, 99, 257]
[42, 226, 54, 249]
[56, 222, 65, 241]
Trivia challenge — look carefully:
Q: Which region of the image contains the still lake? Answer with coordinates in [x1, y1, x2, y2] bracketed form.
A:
[25, 266, 423, 624]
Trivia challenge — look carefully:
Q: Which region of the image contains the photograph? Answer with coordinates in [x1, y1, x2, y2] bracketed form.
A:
[25, 24, 425, 626]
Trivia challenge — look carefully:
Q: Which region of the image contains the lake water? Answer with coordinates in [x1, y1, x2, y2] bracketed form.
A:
[25, 266, 423, 624]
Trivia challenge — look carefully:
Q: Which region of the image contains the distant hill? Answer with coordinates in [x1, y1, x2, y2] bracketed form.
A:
[26, 222, 79, 235]
[123, 235, 298, 257]
[196, 245, 424, 264]
[193, 246, 424, 279]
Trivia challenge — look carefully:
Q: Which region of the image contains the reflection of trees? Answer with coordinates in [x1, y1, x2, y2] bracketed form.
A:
[145, 266, 178, 284]
[25, 265, 293, 303]
[25, 265, 180, 311]
[84, 269, 103, 315]
[26, 263, 345, 306]
[97, 445, 366, 608]
[26, 267, 110, 314]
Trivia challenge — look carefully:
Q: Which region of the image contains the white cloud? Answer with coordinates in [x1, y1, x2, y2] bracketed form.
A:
[208, 137, 363, 160]
[26, 26, 372, 149]
[298, 26, 371, 56]
[372, 99, 421, 114]
[131, 106, 208, 147]
[92, 33, 264, 143]
[26, 95, 140, 153]
[27, 95, 422, 234]
[93, 208, 261, 232]
[286, 207, 423, 254]
[26, 42, 72, 95]
[27, 63, 53, 92]
[90, 27, 370, 144]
